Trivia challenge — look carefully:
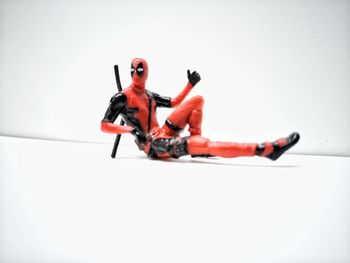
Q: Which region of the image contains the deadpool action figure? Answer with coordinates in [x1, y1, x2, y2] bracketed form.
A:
[101, 58, 300, 160]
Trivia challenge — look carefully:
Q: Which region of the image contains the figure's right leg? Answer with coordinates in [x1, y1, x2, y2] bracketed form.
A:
[187, 133, 300, 160]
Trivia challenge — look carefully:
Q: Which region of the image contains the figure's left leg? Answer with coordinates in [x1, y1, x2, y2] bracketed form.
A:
[255, 132, 300, 160]
[162, 95, 204, 136]
[187, 132, 300, 161]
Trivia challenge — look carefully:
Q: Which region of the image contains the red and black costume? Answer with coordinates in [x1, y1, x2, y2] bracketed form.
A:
[101, 58, 299, 160]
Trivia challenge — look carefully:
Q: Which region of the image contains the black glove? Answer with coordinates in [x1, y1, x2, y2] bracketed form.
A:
[131, 128, 147, 144]
[187, 70, 201, 86]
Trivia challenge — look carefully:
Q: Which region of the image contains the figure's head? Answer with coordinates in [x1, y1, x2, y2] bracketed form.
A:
[130, 58, 148, 88]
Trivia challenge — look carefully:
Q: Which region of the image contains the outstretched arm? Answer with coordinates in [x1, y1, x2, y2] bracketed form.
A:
[170, 70, 201, 107]
[153, 70, 201, 108]
[100, 93, 133, 134]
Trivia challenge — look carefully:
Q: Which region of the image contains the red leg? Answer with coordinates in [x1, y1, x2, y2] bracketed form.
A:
[187, 135, 257, 158]
[187, 132, 300, 160]
[162, 95, 204, 136]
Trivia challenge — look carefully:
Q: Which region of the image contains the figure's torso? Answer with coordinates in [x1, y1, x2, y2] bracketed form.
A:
[122, 86, 160, 134]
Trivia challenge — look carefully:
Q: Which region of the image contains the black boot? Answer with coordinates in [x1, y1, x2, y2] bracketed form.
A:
[256, 132, 300, 161]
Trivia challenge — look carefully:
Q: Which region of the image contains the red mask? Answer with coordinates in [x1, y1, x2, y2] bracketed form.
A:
[130, 58, 148, 90]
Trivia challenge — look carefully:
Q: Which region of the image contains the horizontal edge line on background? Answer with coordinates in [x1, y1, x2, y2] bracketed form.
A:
[0, 133, 110, 146]
[0, 134, 349, 158]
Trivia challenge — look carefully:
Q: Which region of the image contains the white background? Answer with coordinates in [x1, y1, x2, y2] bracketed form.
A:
[1, 137, 350, 263]
[1, 1, 350, 263]
[0, 0, 349, 156]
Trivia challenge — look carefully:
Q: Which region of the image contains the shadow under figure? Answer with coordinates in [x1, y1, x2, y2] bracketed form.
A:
[101, 58, 300, 161]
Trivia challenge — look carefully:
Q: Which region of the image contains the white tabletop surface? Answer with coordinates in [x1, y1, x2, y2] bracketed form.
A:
[1, 136, 349, 263]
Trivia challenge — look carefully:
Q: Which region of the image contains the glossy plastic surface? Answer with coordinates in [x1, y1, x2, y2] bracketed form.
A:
[101, 58, 300, 161]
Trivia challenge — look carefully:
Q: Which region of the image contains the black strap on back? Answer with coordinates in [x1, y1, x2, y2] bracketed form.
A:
[111, 64, 124, 158]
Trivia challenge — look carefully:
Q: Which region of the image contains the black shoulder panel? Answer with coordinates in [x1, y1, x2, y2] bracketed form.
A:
[102, 92, 127, 123]
[153, 92, 172, 108]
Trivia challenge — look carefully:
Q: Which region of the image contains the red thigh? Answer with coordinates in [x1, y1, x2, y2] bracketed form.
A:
[162, 95, 204, 136]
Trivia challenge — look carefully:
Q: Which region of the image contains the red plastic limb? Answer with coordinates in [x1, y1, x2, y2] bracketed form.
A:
[163, 95, 204, 136]
[101, 120, 133, 134]
[171, 82, 194, 107]
[187, 135, 257, 158]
